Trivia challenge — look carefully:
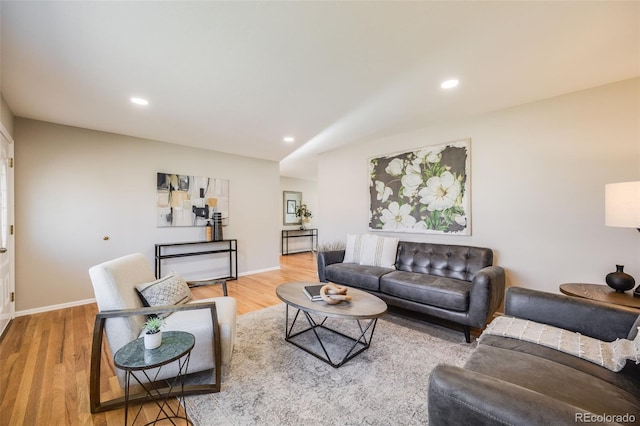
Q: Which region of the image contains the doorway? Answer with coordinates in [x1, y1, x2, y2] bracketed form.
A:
[0, 126, 14, 337]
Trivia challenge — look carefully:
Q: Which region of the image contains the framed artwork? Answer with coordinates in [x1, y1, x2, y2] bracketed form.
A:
[287, 200, 297, 214]
[283, 191, 302, 225]
[368, 139, 471, 235]
[157, 172, 230, 227]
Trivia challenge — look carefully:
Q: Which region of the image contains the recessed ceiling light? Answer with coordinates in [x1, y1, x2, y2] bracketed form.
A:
[440, 79, 459, 89]
[283, 137, 295, 143]
[130, 97, 149, 106]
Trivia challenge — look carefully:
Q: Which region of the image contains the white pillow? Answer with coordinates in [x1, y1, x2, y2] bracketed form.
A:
[343, 234, 365, 263]
[359, 234, 399, 269]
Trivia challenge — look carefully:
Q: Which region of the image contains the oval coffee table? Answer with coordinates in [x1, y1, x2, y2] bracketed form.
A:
[276, 282, 387, 368]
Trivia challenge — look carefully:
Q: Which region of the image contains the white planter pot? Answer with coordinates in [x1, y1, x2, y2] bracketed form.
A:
[144, 331, 162, 349]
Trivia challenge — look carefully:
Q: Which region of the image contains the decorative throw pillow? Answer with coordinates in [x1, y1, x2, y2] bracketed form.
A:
[343, 234, 365, 263]
[135, 273, 193, 318]
[359, 234, 399, 269]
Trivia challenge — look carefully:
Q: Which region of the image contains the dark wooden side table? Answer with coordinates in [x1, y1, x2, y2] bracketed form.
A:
[559, 283, 640, 310]
[114, 331, 195, 425]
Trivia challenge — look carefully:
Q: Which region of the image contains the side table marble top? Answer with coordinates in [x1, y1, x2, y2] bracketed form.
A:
[114, 330, 195, 371]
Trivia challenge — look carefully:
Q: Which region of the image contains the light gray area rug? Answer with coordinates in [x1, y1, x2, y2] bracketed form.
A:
[185, 303, 475, 425]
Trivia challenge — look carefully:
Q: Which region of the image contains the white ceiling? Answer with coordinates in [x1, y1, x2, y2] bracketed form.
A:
[1, 1, 638, 180]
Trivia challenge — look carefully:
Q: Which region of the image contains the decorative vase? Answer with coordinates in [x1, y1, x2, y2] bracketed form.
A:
[144, 331, 162, 349]
[213, 212, 223, 241]
[605, 265, 635, 293]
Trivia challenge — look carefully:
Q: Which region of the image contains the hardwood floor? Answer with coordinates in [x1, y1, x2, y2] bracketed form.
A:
[0, 252, 319, 426]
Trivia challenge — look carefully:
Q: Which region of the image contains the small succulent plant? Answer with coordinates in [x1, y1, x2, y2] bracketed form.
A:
[143, 317, 165, 335]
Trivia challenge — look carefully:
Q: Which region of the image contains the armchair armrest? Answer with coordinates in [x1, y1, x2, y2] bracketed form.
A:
[428, 364, 594, 425]
[467, 266, 506, 328]
[317, 250, 345, 282]
[505, 287, 639, 341]
[90, 302, 221, 413]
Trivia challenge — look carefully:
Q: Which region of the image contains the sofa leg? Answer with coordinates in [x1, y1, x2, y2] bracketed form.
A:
[463, 326, 471, 343]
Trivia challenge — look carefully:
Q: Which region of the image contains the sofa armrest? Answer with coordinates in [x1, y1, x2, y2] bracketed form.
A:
[467, 266, 506, 328]
[505, 287, 638, 341]
[317, 250, 345, 282]
[428, 364, 594, 426]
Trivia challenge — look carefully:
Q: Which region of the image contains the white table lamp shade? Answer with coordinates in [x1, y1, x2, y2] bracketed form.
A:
[605, 181, 640, 228]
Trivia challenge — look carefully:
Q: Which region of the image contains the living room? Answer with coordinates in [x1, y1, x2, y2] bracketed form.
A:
[0, 1, 639, 424]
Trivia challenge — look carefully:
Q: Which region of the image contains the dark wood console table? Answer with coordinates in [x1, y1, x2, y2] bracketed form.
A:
[155, 240, 238, 284]
[559, 283, 640, 310]
[281, 229, 318, 255]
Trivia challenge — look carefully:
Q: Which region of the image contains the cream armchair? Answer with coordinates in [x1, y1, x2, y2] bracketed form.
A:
[88, 253, 237, 413]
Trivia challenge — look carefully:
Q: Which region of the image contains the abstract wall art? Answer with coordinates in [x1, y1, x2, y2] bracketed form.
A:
[368, 139, 471, 235]
[157, 172, 230, 227]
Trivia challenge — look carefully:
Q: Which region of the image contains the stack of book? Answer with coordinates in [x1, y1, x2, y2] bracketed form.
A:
[302, 284, 324, 302]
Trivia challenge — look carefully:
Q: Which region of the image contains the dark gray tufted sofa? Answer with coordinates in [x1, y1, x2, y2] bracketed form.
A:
[428, 287, 640, 425]
[317, 241, 506, 342]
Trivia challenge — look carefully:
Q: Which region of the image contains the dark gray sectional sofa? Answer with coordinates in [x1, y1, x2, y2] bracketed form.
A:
[428, 287, 640, 425]
[317, 241, 506, 342]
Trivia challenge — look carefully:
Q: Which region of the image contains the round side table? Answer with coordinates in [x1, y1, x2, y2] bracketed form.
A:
[559, 283, 640, 311]
[114, 330, 195, 425]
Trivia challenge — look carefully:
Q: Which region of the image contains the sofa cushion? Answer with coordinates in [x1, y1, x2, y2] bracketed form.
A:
[479, 335, 640, 399]
[380, 270, 470, 311]
[324, 263, 392, 292]
[395, 242, 492, 281]
[464, 343, 640, 417]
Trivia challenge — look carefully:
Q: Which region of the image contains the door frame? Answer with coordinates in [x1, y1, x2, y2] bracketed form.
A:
[0, 122, 14, 338]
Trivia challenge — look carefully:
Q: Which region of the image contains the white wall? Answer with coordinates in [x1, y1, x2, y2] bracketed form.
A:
[279, 176, 318, 253]
[318, 78, 640, 294]
[15, 118, 281, 311]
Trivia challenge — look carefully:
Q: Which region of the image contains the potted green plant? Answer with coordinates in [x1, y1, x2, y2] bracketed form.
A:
[143, 316, 165, 349]
[295, 204, 313, 230]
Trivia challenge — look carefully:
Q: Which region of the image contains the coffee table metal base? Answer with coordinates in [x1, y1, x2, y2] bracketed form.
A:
[283, 304, 379, 368]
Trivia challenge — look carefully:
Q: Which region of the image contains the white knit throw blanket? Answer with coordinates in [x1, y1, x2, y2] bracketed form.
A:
[480, 316, 640, 372]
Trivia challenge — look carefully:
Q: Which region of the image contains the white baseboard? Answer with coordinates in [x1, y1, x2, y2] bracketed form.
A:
[16, 298, 96, 317]
[15, 266, 282, 316]
[238, 266, 280, 276]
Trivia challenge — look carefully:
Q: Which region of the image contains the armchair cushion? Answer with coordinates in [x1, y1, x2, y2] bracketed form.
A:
[136, 297, 237, 380]
[135, 273, 192, 318]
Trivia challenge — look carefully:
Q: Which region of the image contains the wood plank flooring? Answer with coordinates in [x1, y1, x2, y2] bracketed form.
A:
[0, 252, 319, 426]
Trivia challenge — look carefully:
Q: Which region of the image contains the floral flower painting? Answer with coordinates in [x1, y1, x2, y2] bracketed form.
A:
[369, 140, 470, 235]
